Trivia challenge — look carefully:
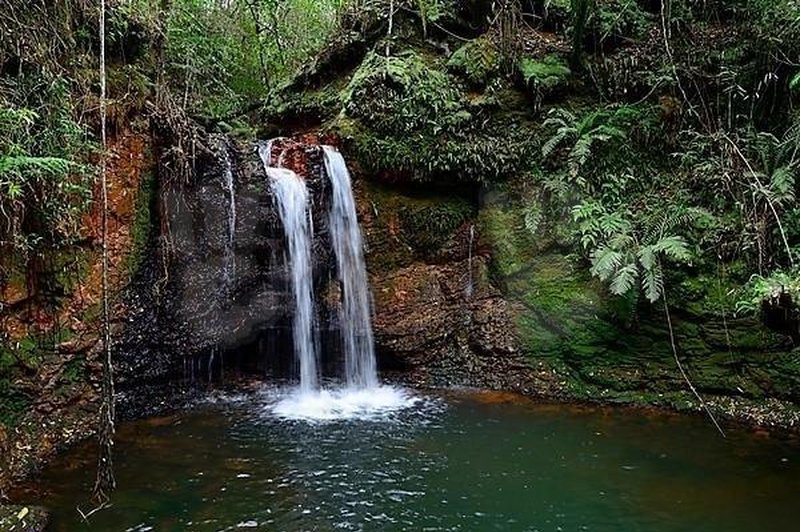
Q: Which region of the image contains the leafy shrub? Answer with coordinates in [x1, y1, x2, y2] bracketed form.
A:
[0, 74, 94, 258]
[448, 38, 500, 86]
[736, 269, 800, 316]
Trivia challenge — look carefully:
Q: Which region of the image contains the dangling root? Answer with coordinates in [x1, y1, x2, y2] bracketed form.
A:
[663, 296, 727, 438]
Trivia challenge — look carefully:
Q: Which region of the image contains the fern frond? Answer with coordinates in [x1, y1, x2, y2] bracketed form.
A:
[770, 166, 796, 204]
[610, 264, 638, 296]
[642, 261, 664, 303]
[652, 235, 691, 262]
[542, 130, 567, 160]
[590, 245, 623, 280]
[638, 245, 656, 270]
[524, 203, 543, 236]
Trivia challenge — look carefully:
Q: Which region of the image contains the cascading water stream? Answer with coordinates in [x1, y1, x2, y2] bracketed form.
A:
[260, 145, 319, 393]
[322, 146, 379, 389]
[257, 140, 414, 420]
[465, 224, 475, 298]
[221, 143, 236, 286]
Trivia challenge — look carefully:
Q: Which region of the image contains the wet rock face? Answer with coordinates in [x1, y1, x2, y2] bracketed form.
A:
[117, 139, 335, 386]
[371, 259, 537, 391]
[357, 181, 546, 392]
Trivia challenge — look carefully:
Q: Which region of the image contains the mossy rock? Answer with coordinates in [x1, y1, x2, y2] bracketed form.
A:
[473, 165, 799, 401]
[518, 54, 571, 100]
[0, 505, 49, 532]
[363, 182, 476, 269]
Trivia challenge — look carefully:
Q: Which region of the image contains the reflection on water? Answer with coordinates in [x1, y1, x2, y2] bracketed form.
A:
[13, 388, 800, 531]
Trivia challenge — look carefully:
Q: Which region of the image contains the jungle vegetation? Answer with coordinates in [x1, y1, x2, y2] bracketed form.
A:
[2, 0, 800, 442]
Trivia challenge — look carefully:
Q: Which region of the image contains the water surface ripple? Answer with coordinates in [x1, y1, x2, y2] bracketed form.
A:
[15, 389, 800, 531]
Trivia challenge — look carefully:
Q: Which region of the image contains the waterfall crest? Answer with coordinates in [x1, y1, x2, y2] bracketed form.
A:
[260, 150, 319, 392]
[322, 146, 379, 389]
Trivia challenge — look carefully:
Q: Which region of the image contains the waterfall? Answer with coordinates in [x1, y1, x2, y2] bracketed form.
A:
[260, 148, 319, 392]
[258, 139, 276, 167]
[221, 144, 236, 286]
[465, 224, 475, 298]
[322, 146, 378, 389]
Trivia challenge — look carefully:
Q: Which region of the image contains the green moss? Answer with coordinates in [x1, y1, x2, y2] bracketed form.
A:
[519, 55, 571, 96]
[479, 203, 535, 278]
[329, 50, 534, 183]
[267, 80, 345, 121]
[0, 331, 64, 426]
[343, 50, 464, 135]
[127, 161, 157, 278]
[364, 182, 475, 267]
[401, 199, 473, 254]
[1, 335, 42, 373]
[49, 247, 91, 299]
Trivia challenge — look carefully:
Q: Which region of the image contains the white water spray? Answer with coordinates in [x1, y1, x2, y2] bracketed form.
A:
[322, 146, 379, 389]
[260, 147, 319, 392]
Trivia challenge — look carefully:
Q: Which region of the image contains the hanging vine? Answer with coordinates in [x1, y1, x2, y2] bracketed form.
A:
[92, 0, 116, 507]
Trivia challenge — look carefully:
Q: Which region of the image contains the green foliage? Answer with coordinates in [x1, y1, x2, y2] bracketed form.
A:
[0, 74, 94, 258]
[122, 0, 343, 119]
[791, 71, 800, 92]
[415, 0, 454, 21]
[345, 51, 466, 135]
[339, 51, 532, 182]
[541, 105, 637, 183]
[592, 0, 653, 44]
[736, 269, 800, 316]
[448, 38, 500, 86]
[573, 201, 701, 302]
[746, 130, 798, 208]
[519, 55, 571, 94]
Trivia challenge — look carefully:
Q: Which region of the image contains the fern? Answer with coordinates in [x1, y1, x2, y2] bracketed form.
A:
[541, 106, 631, 182]
[641, 258, 664, 303]
[652, 235, 691, 262]
[791, 71, 800, 91]
[574, 200, 695, 303]
[590, 245, 624, 279]
[610, 263, 638, 296]
[523, 203, 543, 237]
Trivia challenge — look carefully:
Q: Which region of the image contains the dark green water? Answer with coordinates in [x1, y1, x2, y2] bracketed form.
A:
[14, 388, 800, 531]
